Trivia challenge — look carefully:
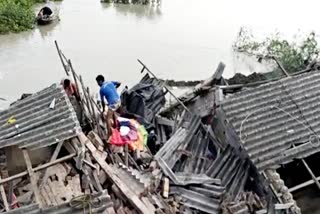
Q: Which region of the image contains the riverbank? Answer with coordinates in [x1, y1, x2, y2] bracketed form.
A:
[0, 0, 34, 34]
[0, 0, 61, 34]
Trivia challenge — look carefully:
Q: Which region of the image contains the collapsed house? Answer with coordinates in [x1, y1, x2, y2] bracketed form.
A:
[2, 40, 320, 214]
[0, 81, 170, 214]
[221, 70, 320, 214]
[160, 63, 320, 213]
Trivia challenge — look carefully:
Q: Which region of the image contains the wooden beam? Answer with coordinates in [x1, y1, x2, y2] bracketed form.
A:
[0, 153, 76, 186]
[22, 149, 42, 207]
[80, 133, 150, 214]
[156, 116, 174, 127]
[301, 159, 320, 191]
[7, 181, 13, 206]
[93, 170, 103, 192]
[0, 176, 9, 211]
[289, 176, 320, 193]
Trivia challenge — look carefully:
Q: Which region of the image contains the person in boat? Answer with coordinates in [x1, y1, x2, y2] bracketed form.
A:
[38, 6, 53, 19]
[96, 75, 121, 136]
[61, 78, 80, 102]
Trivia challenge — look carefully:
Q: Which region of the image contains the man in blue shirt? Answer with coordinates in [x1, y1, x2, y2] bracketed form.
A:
[96, 75, 121, 112]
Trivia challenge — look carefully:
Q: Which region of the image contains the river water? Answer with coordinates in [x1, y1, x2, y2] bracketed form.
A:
[0, 0, 319, 107]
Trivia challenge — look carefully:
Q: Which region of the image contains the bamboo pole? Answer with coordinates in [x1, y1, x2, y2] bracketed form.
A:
[87, 87, 103, 138]
[68, 60, 80, 95]
[0, 176, 9, 211]
[79, 76, 94, 127]
[272, 56, 290, 77]
[22, 149, 42, 207]
[54, 41, 69, 76]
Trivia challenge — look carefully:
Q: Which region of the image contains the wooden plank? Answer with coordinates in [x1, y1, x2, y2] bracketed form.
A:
[7, 181, 13, 206]
[84, 153, 100, 193]
[88, 131, 104, 151]
[93, 170, 103, 192]
[0, 176, 9, 211]
[155, 116, 174, 127]
[22, 149, 42, 207]
[83, 160, 97, 169]
[162, 177, 169, 198]
[80, 133, 150, 214]
[99, 170, 107, 184]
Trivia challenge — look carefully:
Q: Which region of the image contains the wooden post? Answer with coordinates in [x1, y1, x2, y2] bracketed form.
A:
[0, 176, 9, 211]
[87, 87, 103, 137]
[125, 144, 129, 167]
[7, 181, 13, 206]
[162, 177, 169, 198]
[22, 149, 42, 207]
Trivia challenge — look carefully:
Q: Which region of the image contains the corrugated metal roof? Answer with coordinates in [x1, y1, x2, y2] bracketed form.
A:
[206, 146, 250, 200]
[221, 70, 320, 170]
[0, 84, 81, 150]
[155, 114, 261, 213]
[171, 186, 222, 214]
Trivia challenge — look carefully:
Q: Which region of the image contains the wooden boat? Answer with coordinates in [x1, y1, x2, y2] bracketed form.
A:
[36, 3, 58, 25]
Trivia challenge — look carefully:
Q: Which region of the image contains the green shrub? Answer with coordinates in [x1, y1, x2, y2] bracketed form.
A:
[233, 27, 320, 74]
[0, 0, 35, 34]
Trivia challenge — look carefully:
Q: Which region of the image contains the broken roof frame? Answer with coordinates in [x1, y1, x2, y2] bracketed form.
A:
[154, 111, 272, 213]
[165, 66, 320, 213]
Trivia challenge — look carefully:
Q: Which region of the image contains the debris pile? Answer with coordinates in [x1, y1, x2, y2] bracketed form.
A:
[2, 42, 320, 213]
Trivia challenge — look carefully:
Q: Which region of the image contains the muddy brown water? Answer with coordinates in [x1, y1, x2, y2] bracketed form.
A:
[0, 0, 319, 108]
